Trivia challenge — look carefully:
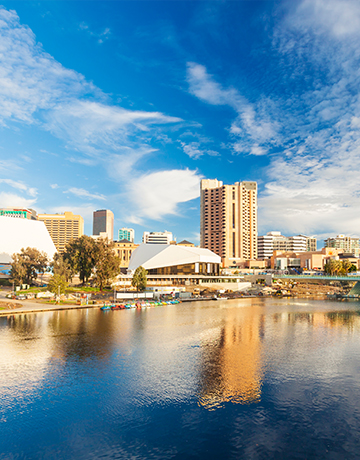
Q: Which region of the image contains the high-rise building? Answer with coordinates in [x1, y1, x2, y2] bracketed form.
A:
[93, 210, 114, 241]
[200, 179, 257, 267]
[257, 232, 317, 259]
[324, 234, 360, 257]
[142, 231, 173, 244]
[38, 211, 84, 253]
[0, 208, 37, 220]
[118, 228, 135, 243]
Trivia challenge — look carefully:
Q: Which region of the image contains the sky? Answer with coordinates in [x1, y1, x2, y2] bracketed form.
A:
[1, 0, 360, 245]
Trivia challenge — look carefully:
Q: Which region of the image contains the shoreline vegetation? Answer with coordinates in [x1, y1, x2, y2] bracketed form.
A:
[0, 289, 357, 317]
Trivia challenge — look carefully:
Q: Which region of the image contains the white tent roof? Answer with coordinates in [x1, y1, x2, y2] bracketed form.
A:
[128, 244, 221, 272]
[0, 216, 57, 263]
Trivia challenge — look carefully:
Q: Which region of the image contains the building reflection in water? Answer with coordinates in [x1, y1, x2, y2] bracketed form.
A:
[197, 305, 265, 410]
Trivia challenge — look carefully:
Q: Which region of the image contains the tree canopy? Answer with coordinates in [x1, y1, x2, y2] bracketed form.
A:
[10, 247, 48, 286]
[63, 236, 97, 284]
[131, 266, 148, 292]
[48, 273, 68, 295]
[324, 259, 356, 276]
[62, 236, 121, 289]
[93, 239, 121, 290]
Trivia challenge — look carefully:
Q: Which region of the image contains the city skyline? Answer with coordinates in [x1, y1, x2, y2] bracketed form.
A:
[1, 1, 360, 243]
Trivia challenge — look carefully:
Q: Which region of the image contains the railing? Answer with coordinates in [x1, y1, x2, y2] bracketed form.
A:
[274, 274, 360, 281]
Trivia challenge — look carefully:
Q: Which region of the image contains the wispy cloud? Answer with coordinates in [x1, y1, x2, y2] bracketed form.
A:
[186, 0, 360, 238]
[64, 187, 106, 201]
[79, 22, 111, 44]
[257, 0, 360, 237]
[0, 178, 37, 197]
[178, 141, 219, 159]
[0, 6, 201, 222]
[186, 62, 279, 156]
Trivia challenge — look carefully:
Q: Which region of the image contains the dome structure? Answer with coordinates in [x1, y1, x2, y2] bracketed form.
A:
[128, 244, 221, 276]
[0, 216, 57, 264]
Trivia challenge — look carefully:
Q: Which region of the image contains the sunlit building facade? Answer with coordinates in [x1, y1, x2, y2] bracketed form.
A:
[200, 179, 257, 267]
[38, 211, 84, 253]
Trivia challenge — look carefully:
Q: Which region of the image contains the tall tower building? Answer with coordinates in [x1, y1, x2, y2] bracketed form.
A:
[93, 209, 114, 241]
[38, 211, 84, 253]
[200, 179, 257, 267]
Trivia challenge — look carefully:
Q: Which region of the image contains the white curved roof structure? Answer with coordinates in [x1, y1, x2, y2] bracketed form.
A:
[0, 216, 57, 263]
[128, 244, 221, 272]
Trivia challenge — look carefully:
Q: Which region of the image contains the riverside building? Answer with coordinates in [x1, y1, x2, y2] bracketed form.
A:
[257, 232, 317, 259]
[200, 179, 258, 267]
[38, 211, 84, 253]
[324, 234, 360, 257]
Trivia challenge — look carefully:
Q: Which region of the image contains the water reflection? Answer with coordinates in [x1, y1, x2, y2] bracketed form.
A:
[2, 300, 360, 459]
[198, 305, 264, 409]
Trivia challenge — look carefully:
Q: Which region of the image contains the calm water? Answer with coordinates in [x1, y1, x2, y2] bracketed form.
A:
[1, 298, 360, 459]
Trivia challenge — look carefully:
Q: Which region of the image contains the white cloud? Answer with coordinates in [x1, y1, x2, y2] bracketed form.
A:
[128, 169, 202, 220]
[256, 0, 360, 237]
[0, 178, 37, 197]
[65, 187, 106, 201]
[0, 7, 198, 224]
[178, 141, 219, 159]
[294, 0, 360, 38]
[0, 191, 37, 208]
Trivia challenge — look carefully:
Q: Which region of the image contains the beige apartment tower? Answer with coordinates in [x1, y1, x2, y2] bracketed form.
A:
[38, 211, 84, 253]
[200, 179, 257, 267]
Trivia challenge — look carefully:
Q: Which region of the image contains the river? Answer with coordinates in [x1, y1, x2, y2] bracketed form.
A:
[1, 298, 360, 459]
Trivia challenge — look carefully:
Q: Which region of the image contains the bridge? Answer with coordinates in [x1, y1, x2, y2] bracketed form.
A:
[273, 274, 360, 281]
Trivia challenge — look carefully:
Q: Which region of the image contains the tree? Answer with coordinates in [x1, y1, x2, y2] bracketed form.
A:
[341, 260, 353, 275]
[93, 239, 121, 290]
[10, 247, 48, 285]
[324, 259, 341, 276]
[48, 273, 68, 295]
[131, 266, 147, 292]
[63, 236, 97, 284]
[52, 253, 72, 281]
[10, 253, 27, 286]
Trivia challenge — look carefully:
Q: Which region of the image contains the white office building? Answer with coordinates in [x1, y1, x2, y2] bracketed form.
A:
[142, 231, 173, 245]
[257, 232, 316, 259]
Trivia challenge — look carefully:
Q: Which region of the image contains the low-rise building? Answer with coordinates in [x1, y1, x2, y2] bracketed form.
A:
[113, 239, 139, 271]
[271, 247, 360, 271]
[177, 240, 195, 247]
[142, 231, 173, 245]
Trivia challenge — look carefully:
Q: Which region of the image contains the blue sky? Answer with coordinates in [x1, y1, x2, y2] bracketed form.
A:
[1, 0, 360, 244]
